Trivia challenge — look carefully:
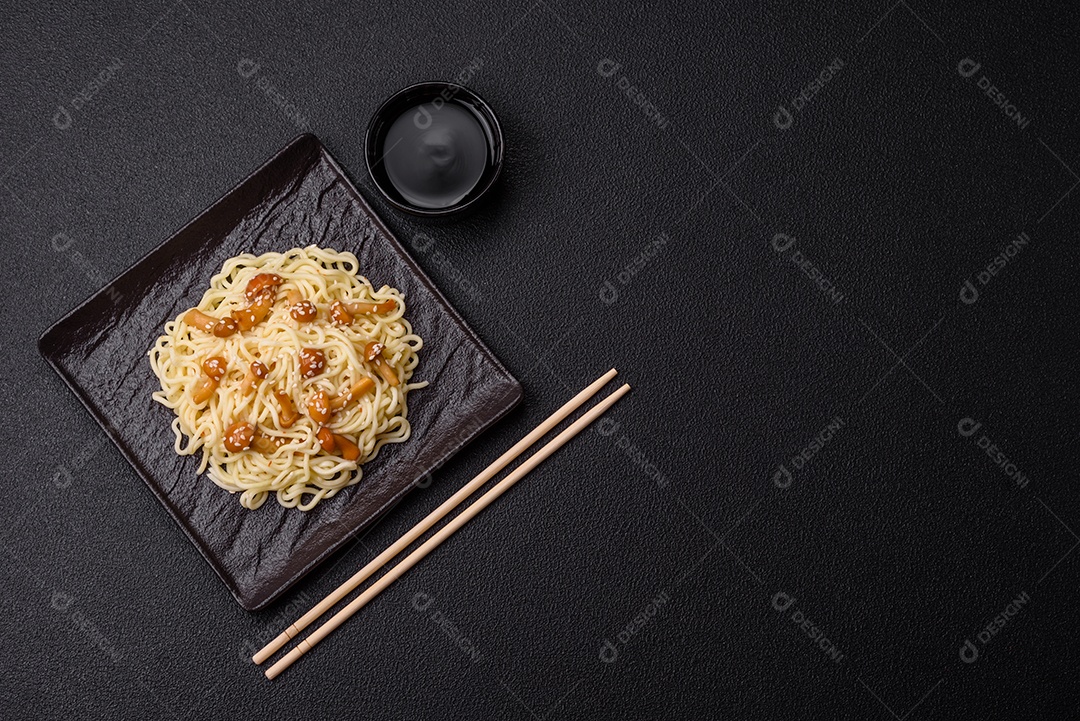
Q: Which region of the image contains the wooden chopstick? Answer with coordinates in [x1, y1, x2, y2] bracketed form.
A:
[252, 368, 619, 665]
[264, 382, 631, 680]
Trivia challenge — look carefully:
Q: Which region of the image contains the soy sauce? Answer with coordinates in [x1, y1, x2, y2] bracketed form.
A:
[381, 102, 490, 210]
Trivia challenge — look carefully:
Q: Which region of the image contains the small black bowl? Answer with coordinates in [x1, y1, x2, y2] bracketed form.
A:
[365, 82, 504, 217]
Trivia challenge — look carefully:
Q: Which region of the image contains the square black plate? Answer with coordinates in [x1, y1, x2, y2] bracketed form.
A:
[38, 134, 522, 610]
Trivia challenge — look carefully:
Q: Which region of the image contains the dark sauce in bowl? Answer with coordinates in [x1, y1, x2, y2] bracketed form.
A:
[366, 83, 503, 217]
[383, 103, 488, 209]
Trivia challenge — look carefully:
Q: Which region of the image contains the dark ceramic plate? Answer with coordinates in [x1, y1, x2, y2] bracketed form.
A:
[38, 134, 522, 611]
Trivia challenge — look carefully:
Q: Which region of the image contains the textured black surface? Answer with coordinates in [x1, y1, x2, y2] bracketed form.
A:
[2, 1, 1079, 718]
[38, 133, 522, 611]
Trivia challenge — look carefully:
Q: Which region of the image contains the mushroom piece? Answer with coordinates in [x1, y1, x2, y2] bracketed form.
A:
[299, 347, 326, 379]
[315, 426, 336, 453]
[248, 289, 275, 324]
[291, 301, 317, 322]
[329, 300, 353, 325]
[329, 377, 375, 410]
[183, 309, 218, 333]
[240, 360, 271, 395]
[212, 316, 239, 338]
[244, 273, 283, 300]
[364, 341, 399, 387]
[232, 288, 277, 331]
[202, 356, 228, 381]
[306, 390, 332, 424]
[192, 356, 227, 404]
[223, 422, 255, 452]
[333, 433, 361, 461]
[273, 390, 300, 428]
[315, 428, 360, 460]
[287, 290, 318, 323]
[345, 299, 397, 316]
[192, 377, 216, 405]
[231, 306, 257, 331]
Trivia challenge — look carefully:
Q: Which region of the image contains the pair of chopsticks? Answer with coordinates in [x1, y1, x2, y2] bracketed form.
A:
[254, 368, 629, 679]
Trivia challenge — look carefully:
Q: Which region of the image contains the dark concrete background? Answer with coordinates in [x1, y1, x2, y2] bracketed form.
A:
[2, 1, 1078, 718]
